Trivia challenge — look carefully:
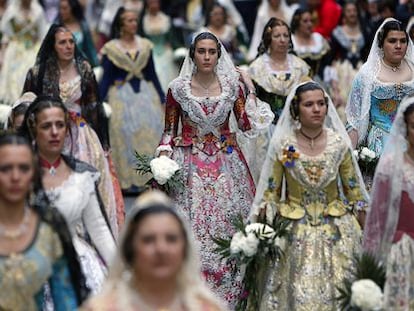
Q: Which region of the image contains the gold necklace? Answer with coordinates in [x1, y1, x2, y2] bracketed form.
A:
[300, 128, 323, 149]
[381, 58, 401, 72]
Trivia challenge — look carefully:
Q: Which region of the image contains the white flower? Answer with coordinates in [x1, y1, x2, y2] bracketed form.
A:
[360, 147, 376, 160]
[229, 231, 259, 257]
[353, 150, 359, 159]
[150, 156, 180, 185]
[245, 223, 276, 240]
[350, 279, 383, 311]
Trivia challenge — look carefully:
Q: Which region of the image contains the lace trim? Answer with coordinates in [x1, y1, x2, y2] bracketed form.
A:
[279, 129, 348, 189]
[170, 75, 239, 138]
[46, 171, 100, 198]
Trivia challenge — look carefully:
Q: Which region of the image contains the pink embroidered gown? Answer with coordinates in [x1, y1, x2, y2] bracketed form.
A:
[158, 76, 256, 308]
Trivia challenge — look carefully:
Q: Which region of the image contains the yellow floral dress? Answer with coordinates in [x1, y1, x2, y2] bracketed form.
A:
[259, 129, 366, 311]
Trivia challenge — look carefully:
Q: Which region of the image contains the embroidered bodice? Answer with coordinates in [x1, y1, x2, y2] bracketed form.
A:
[369, 80, 414, 132]
[159, 76, 251, 156]
[46, 171, 115, 264]
[0, 222, 66, 310]
[262, 129, 366, 225]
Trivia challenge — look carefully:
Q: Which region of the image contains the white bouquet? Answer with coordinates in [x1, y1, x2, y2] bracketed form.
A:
[150, 156, 180, 185]
[350, 279, 383, 311]
[359, 147, 376, 161]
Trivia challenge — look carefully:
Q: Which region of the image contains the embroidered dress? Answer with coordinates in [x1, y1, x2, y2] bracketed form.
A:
[99, 36, 165, 189]
[0, 0, 47, 106]
[24, 62, 124, 235]
[0, 221, 78, 311]
[258, 130, 365, 310]
[157, 76, 256, 308]
[46, 158, 115, 294]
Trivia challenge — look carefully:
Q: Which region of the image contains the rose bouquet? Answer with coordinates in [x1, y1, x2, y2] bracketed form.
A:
[135, 152, 183, 195]
[337, 252, 386, 311]
[354, 146, 378, 177]
[213, 215, 290, 311]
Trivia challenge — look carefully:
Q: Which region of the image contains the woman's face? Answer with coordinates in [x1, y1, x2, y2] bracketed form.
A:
[146, 0, 160, 14]
[298, 12, 313, 36]
[382, 30, 408, 65]
[298, 89, 327, 129]
[343, 3, 358, 25]
[132, 213, 186, 282]
[209, 5, 226, 28]
[35, 107, 67, 158]
[0, 144, 34, 205]
[270, 25, 290, 54]
[193, 38, 219, 74]
[121, 11, 138, 36]
[269, 0, 280, 10]
[407, 109, 414, 149]
[54, 30, 75, 62]
[59, 0, 73, 22]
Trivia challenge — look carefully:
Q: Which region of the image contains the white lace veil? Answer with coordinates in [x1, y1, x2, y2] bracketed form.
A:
[346, 17, 414, 144]
[251, 80, 368, 217]
[100, 190, 224, 310]
[363, 96, 414, 261]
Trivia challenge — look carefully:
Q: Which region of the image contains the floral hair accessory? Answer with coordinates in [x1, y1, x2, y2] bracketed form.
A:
[281, 145, 299, 168]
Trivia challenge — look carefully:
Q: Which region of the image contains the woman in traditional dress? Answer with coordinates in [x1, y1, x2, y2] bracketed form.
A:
[20, 96, 116, 294]
[248, 0, 298, 61]
[0, 133, 88, 310]
[0, 0, 47, 106]
[81, 190, 226, 311]
[23, 24, 124, 235]
[252, 81, 368, 311]
[99, 7, 165, 192]
[55, 0, 99, 67]
[363, 96, 414, 310]
[156, 31, 272, 308]
[290, 8, 331, 79]
[346, 18, 414, 156]
[140, 0, 177, 92]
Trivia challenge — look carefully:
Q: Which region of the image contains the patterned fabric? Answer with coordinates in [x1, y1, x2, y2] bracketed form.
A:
[0, 222, 78, 310]
[158, 76, 256, 308]
[259, 130, 365, 311]
[100, 37, 165, 188]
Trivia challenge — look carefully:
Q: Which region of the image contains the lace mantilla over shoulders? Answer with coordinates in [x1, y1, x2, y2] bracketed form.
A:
[169, 75, 240, 137]
[279, 129, 348, 189]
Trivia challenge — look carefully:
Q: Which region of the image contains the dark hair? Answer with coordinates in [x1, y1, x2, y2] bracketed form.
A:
[204, 2, 227, 27]
[110, 7, 138, 39]
[340, 1, 358, 24]
[189, 32, 222, 60]
[290, 81, 328, 120]
[291, 8, 311, 34]
[257, 17, 293, 56]
[57, 0, 85, 23]
[122, 203, 187, 267]
[8, 103, 30, 130]
[19, 95, 70, 145]
[377, 19, 408, 48]
[0, 133, 43, 196]
[404, 102, 414, 125]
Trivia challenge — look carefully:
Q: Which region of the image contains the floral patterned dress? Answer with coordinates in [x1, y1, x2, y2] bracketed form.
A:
[157, 76, 256, 308]
[258, 129, 366, 311]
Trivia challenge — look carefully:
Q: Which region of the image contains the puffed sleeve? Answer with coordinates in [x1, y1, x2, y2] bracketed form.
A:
[339, 151, 367, 211]
[155, 88, 181, 156]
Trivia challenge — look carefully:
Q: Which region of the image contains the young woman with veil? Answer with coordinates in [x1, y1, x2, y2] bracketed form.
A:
[346, 18, 414, 163]
[252, 81, 368, 310]
[23, 24, 124, 235]
[156, 31, 273, 308]
[81, 190, 226, 311]
[363, 96, 414, 310]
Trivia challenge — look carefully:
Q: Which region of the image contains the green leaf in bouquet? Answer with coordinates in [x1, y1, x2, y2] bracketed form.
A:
[211, 236, 232, 259]
[134, 151, 153, 175]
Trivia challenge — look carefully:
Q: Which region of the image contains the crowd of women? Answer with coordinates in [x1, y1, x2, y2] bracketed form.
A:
[0, 0, 413, 310]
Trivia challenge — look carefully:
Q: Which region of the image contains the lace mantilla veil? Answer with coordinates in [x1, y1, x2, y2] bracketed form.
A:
[346, 17, 414, 144]
[363, 96, 414, 260]
[251, 81, 368, 218]
[97, 190, 224, 310]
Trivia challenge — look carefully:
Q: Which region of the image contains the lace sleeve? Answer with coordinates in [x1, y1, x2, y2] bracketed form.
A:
[155, 88, 181, 156]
